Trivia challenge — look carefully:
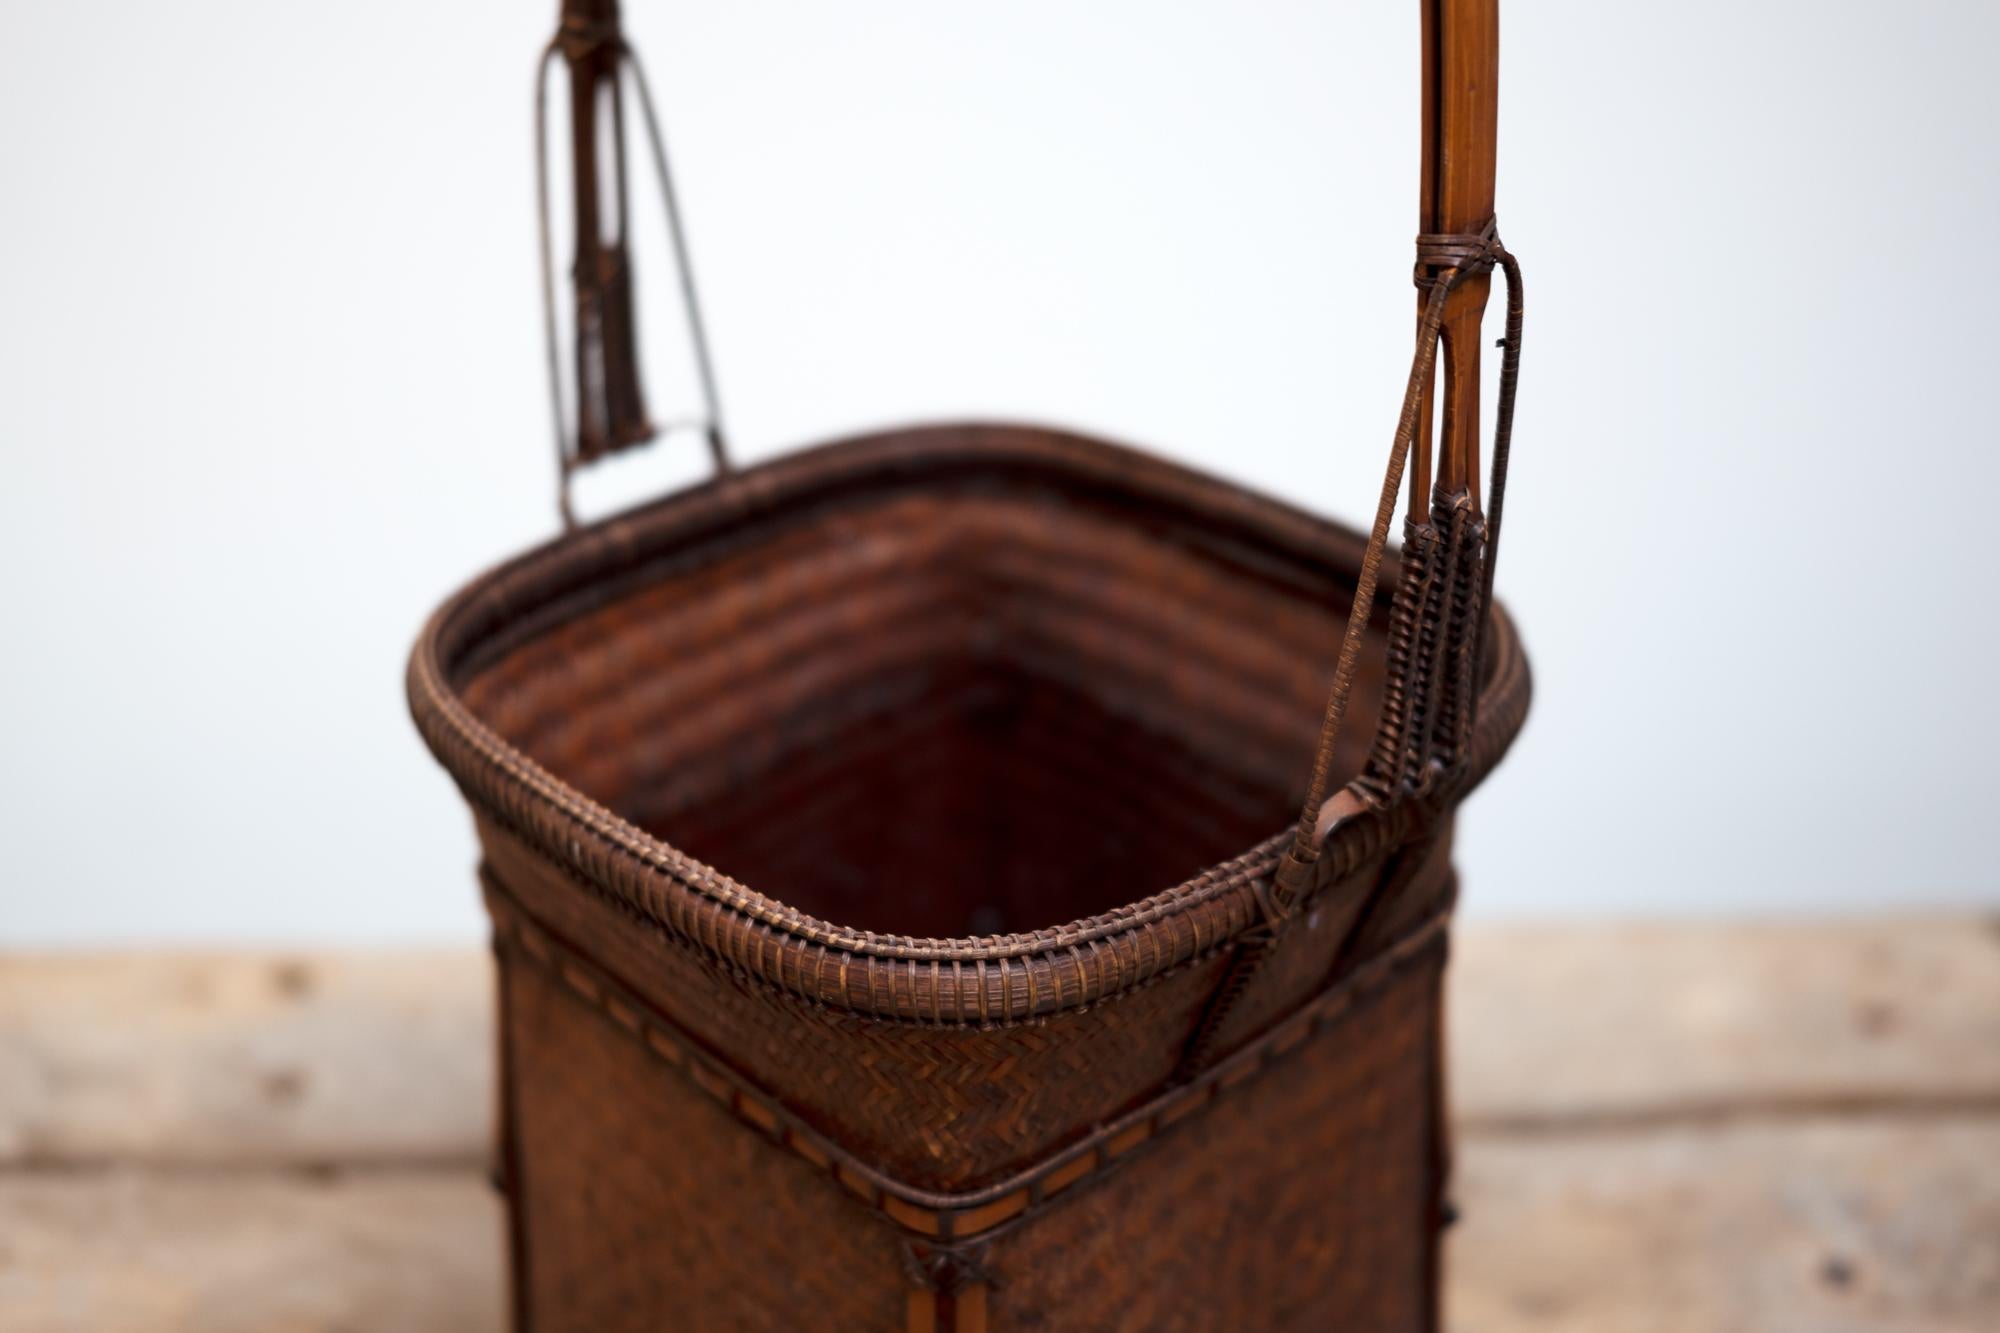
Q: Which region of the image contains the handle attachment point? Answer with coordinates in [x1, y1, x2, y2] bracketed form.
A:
[537, 1, 731, 529]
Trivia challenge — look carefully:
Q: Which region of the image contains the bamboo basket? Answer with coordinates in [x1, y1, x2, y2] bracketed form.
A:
[409, 2, 1529, 1328]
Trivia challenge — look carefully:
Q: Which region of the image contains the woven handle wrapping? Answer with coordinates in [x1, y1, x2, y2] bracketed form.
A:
[534, 0, 1523, 937]
[1270, 0, 1514, 913]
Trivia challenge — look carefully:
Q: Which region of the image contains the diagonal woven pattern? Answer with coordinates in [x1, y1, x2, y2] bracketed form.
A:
[413, 425, 1530, 1198]
[411, 426, 1529, 1024]
[411, 423, 1528, 1327]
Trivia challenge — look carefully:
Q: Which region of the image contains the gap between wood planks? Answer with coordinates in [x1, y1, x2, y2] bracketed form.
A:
[2, 918, 1996, 1171]
[1, 919, 1996, 1332]
[1457, 1087, 2000, 1138]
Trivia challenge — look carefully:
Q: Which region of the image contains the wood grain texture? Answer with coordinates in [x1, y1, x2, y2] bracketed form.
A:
[7, 921, 1993, 1167]
[1449, 1117, 2000, 1333]
[2, 920, 1995, 1331]
[1450, 917, 2000, 1127]
[0, 1171, 500, 1333]
[1, 1126, 1989, 1333]
[0, 952, 489, 1167]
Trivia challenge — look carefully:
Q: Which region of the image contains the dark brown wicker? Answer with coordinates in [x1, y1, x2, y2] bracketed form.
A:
[409, 4, 1528, 1329]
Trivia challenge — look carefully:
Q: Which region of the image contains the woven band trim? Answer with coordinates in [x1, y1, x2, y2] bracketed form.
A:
[488, 872, 1449, 1245]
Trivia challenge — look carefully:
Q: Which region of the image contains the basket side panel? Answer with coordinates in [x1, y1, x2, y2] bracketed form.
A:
[502, 953, 910, 1332]
[480, 817, 1236, 1192]
[981, 943, 1444, 1331]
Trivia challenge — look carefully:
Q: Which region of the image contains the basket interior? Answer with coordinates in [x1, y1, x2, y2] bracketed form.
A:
[457, 444, 1389, 938]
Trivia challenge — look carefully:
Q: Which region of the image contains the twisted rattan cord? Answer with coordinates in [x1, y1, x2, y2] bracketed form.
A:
[1364, 518, 1435, 793]
[1400, 511, 1456, 786]
[1271, 260, 1459, 910]
[532, 41, 569, 523]
[622, 43, 731, 475]
[1274, 223, 1522, 914]
[1476, 246, 1524, 686]
[1431, 494, 1487, 781]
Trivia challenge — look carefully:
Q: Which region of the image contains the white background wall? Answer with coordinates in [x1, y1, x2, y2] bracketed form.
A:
[3, 1, 1996, 944]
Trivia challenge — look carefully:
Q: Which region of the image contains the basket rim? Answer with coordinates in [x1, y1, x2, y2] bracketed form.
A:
[407, 421, 1530, 1022]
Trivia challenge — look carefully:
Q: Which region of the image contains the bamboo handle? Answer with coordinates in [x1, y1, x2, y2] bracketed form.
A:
[1265, 0, 1508, 921]
[1416, 0, 1500, 508]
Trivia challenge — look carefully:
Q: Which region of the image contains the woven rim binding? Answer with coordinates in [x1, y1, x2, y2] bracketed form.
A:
[408, 424, 1530, 1023]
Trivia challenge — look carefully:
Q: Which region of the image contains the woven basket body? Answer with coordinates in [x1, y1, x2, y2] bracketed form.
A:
[409, 423, 1530, 1330]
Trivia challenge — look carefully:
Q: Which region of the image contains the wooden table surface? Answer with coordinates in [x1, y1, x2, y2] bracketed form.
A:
[3, 918, 1996, 1331]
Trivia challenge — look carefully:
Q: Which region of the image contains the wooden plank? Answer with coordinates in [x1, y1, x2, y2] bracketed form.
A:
[0, 1170, 501, 1333]
[1448, 1116, 2000, 1333]
[0, 953, 490, 1167]
[1451, 917, 2000, 1127]
[0, 923, 1995, 1330]
[1, 1119, 1989, 1333]
[4, 921, 1995, 1163]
